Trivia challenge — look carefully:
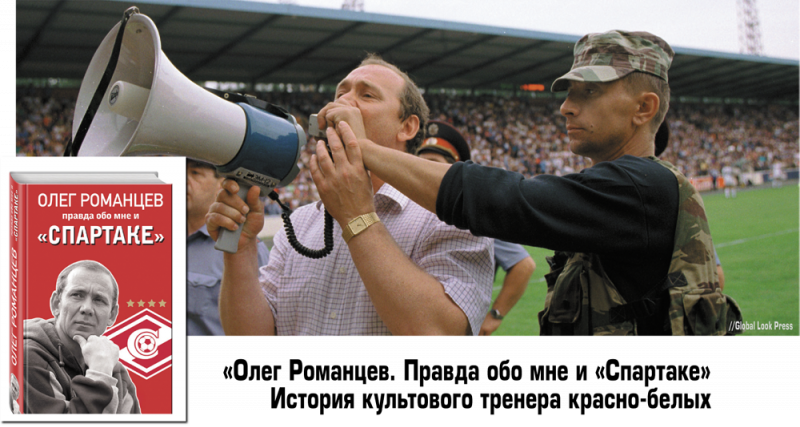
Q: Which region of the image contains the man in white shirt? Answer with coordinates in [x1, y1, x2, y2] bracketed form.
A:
[207, 55, 493, 335]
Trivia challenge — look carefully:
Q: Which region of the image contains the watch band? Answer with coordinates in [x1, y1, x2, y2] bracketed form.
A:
[342, 212, 381, 243]
[490, 309, 504, 320]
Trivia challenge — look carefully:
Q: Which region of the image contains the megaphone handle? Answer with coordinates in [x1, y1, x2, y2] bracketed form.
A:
[214, 184, 252, 254]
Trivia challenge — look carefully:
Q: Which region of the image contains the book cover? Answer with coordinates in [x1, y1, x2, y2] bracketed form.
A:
[9, 172, 173, 415]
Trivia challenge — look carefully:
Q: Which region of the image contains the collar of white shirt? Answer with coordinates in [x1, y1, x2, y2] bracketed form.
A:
[312, 182, 411, 213]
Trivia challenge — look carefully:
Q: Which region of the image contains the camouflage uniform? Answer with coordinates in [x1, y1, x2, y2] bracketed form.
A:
[538, 157, 742, 335]
[540, 31, 742, 335]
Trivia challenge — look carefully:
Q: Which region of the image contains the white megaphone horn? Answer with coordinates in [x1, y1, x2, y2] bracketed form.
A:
[70, 7, 325, 255]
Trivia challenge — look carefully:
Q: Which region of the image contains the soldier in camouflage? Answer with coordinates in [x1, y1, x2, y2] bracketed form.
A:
[320, 30, 742, 335]
[539, 30, 741, 335]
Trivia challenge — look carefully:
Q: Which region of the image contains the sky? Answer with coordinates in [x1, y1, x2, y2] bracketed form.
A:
[260, 0, 799, 60]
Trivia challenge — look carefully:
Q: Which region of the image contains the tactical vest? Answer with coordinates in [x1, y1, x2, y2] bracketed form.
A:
[538, 157, 742, 335]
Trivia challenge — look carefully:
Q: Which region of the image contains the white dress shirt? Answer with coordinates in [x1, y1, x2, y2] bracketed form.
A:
[260, 183, 494, 335]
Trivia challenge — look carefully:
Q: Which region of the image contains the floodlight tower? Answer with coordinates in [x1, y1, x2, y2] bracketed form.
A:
[341, 0, 365, 11]
[737, 0, 764, 55]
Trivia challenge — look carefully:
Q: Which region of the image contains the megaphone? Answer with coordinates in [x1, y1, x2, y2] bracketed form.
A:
[70, 7, 332, 257]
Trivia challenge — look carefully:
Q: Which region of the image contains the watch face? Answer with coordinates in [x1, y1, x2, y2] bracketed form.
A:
[349, 217, 367, 233]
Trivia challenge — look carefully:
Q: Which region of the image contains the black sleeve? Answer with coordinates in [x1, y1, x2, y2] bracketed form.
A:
[436, 157, 678, 258]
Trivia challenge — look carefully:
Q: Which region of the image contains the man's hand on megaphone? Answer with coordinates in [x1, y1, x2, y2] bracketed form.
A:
[206, 180, 264, 252]
[309, 122, 375, 230]
[317, 98, 368, 141]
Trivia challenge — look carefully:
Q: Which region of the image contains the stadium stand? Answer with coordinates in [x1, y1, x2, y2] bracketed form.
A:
[16, 86, 798, 211]
[16, 1, 798, 212]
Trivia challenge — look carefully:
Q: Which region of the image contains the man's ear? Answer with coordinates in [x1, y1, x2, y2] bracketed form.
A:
[632, 92, 660, 127]
[108, 304, 119, 327]
[50, 291, 60, 318]
[397, 115, 420, 146]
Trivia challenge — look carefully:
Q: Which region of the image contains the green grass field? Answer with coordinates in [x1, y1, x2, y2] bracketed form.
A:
[492, 184, 800, 336]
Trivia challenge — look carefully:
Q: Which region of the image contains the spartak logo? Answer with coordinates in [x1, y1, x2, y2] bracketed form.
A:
[104, 309, 172, 379]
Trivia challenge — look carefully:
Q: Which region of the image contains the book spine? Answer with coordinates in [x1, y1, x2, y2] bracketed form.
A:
[9, 177, 24, 413]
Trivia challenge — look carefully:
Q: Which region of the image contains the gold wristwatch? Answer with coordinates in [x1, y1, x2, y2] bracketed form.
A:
[342, 212, 380, 243]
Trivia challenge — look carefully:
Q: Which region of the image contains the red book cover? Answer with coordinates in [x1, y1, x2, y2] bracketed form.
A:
[9, 172, 172, 415]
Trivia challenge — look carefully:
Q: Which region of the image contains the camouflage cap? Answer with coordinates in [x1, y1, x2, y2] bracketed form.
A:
[551, 30, 674, 92]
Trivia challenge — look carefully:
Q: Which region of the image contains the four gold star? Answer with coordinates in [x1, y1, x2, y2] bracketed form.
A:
[127, 299, 169, 309]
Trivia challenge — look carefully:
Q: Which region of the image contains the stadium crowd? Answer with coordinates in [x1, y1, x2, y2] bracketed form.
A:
[16, 86, 798, 210]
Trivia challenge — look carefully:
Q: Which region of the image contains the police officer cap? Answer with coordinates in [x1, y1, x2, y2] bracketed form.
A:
[416, 120, 471, 162]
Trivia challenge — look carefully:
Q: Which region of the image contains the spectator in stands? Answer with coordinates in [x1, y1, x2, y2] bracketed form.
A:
[16, 88, 73, 156]
[416, 120, 536, 335]
[15, 80, 798, 208]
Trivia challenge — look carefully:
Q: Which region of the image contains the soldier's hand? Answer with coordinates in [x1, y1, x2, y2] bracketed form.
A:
[73, 335, 120, 376]
[317, 99, 368, 141]
[309, 122, 376, 229]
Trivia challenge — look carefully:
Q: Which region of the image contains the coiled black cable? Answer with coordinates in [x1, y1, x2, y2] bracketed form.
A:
[269, 191, 334, 259]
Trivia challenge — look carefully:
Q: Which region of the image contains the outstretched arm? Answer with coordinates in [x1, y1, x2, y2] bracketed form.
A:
[349, 124, 450, 214]
[310, 123, 479, 335]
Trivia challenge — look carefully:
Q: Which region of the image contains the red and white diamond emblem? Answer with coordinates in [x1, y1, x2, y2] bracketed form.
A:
[105, 309, 172, 379]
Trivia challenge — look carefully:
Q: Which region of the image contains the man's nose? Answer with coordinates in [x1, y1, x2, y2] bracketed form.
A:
[336, 90, 358, 106]
[560, 97, 578, 117]
[80, 298, 94, 314]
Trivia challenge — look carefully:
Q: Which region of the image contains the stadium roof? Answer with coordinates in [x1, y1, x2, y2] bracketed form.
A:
[17, 0, 800, 101]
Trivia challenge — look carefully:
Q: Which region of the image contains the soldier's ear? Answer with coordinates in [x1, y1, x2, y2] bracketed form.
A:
[632, 92, 659, 127]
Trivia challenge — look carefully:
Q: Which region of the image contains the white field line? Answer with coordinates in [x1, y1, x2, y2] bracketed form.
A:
[493, 228, 800, 291]
[715, 228, 798, 248]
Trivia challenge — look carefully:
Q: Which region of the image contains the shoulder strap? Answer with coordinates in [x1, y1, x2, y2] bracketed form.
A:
[67, 7, 139, 156]
[610, 157, 718, 324]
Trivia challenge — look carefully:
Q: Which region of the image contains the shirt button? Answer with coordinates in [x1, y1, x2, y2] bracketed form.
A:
[339, 267, 346, 274]
[330, 312, 337, 319]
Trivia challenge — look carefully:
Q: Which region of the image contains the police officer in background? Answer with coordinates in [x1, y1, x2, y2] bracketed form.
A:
[187, 159, 269, 335]
[416, 120, 536, 335]
[320, 30, 741, 335]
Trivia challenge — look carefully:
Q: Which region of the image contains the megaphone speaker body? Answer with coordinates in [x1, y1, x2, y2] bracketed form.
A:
[74, 12, 306, 252]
